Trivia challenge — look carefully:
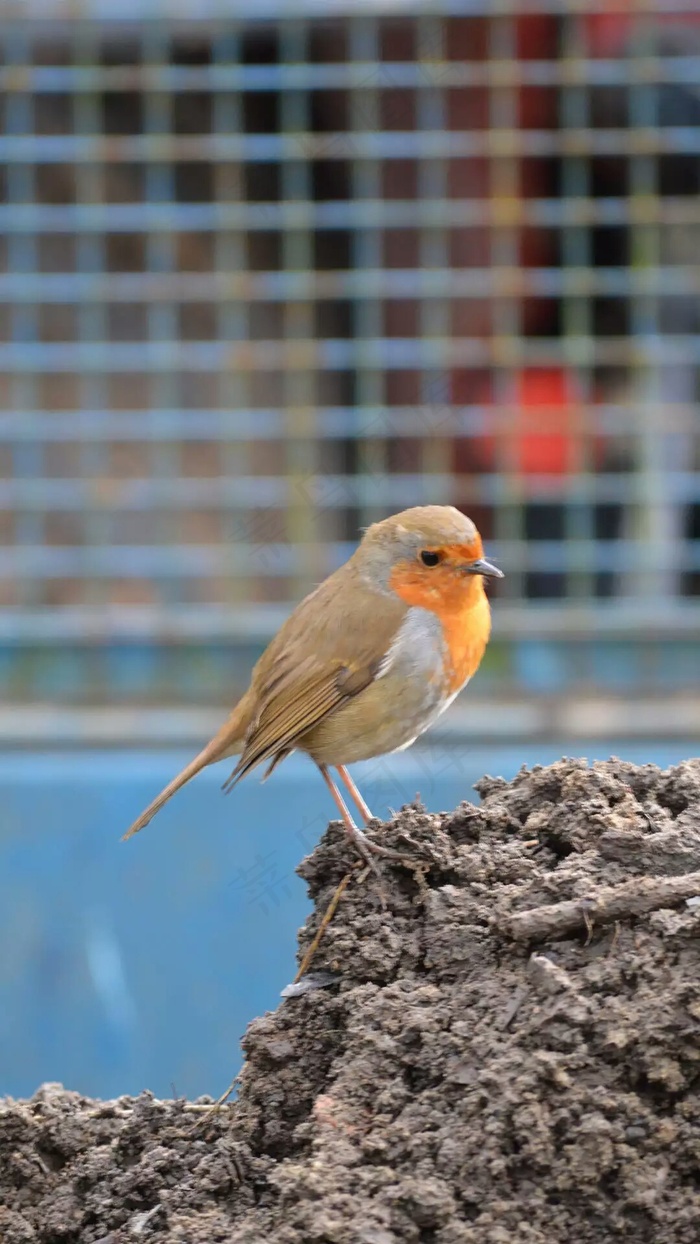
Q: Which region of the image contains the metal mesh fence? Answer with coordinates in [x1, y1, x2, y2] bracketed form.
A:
[1, 4, 699, 710]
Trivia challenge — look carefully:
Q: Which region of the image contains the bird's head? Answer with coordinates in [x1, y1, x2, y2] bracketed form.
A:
[355, 505, 503, 611]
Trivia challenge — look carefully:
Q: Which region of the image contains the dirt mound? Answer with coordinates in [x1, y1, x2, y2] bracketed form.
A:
[2, 757, 700, 1243]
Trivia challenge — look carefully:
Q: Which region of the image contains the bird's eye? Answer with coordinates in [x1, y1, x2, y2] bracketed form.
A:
[420, 550, 441, 567]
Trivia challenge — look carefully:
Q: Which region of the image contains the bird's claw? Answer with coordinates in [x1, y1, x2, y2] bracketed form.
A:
[348, 827, 389, 876]
[348, 826, 429, 867]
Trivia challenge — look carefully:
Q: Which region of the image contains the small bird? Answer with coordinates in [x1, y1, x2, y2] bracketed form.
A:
[123, 506, 502, 857]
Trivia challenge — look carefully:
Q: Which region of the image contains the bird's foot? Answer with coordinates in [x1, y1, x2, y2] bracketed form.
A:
[347, 826, 389, 877]
[347, 825, 427, 866]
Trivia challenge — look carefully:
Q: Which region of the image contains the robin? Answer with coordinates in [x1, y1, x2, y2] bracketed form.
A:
[123, 505, 502, 860]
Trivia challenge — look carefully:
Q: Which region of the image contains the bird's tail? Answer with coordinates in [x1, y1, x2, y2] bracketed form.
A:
[122, 697, 250, 841]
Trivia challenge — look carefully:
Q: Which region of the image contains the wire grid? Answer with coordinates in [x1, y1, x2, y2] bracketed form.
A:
[0, 7, 699, 703]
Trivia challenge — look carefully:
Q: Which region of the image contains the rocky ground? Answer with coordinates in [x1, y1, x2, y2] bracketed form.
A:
[2, 757, 700, 1243]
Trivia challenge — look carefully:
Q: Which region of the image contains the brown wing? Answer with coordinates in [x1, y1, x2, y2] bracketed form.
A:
[221, 561, 407, 791]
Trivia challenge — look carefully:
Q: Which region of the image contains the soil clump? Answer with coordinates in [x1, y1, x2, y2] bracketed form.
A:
[2, 757, 700, 1243]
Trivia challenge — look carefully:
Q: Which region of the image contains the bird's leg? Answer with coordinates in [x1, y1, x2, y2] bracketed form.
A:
[317, 761, 358, 831]
[337, 764, 423, 859]
[318, 764, 408, 862]
[336, 765, 374, 823]
[317, 763, 379, 870]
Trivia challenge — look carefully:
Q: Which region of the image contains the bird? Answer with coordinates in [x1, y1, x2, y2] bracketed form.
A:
[123, 505, 502, 859]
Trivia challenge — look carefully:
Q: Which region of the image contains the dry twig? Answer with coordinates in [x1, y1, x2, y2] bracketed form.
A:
[501, 870, 700, 943]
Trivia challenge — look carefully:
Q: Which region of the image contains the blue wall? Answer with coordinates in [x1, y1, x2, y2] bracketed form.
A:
[0, 740, 696, 1102]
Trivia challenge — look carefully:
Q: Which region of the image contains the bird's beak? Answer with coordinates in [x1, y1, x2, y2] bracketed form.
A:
[463, 557, 504, 579]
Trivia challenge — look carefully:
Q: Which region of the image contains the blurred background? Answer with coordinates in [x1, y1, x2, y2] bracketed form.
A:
[1, 0, 699, 1100]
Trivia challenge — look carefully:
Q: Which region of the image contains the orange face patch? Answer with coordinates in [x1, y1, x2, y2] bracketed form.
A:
[389, 543, 493, 694]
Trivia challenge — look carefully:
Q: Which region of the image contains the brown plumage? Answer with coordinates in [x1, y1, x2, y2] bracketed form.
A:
[123, 505, 502, 852]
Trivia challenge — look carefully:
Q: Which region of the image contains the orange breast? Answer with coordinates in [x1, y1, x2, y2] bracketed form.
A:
[389, 565, 493, 695]
[438, 594, 492, 694]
